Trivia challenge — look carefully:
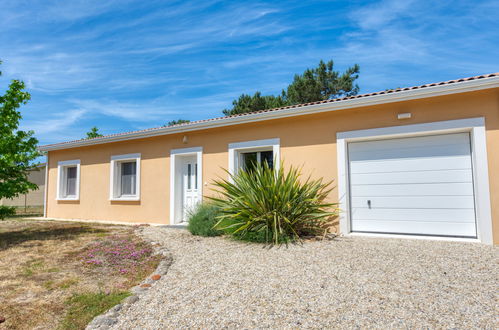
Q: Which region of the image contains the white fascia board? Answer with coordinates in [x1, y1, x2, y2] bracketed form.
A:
[38, 76, 499, 152]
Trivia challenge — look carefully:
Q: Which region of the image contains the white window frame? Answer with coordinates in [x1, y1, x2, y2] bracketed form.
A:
[336, 117, 493, 245]
[110, 153, 141, 201]
[56, 159, 80, 201]
[228, 138, 280, 176]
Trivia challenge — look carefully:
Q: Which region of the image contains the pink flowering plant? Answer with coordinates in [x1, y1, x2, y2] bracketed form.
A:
[79, 233, 160, 283]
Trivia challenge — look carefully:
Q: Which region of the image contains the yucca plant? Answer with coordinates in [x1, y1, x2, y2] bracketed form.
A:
[209, 161, 337, 245]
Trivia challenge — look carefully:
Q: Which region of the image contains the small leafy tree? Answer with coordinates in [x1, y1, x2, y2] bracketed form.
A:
[0, 60, 40, 219]
[223, 59, 360, 116]
[86, 126, 103, 139]
[165, 119, 190, 126]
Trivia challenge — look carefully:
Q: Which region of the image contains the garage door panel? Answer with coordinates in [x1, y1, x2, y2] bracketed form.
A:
[352, 220, 476, 237]
[351, 208, 476, 223]
[350, 169, 473, 185]
[350, 155, 471, 174]
[351, 196, 475, 209]
[349, 133, 470, 153]
[348, 144, 471, 162]
[351, 182, 474, 197]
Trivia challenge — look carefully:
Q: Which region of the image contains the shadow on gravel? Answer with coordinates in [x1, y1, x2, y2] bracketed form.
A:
[159, 225, 187, 230]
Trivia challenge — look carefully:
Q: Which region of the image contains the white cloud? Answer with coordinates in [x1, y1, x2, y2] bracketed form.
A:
[352, 0, 416, 30]
[68, 99, 181, 122]
[2, 53, 104, 92]
[23, 109, 86, 134]
[0, 0, 289, 96]
[332, 0, 499, 91]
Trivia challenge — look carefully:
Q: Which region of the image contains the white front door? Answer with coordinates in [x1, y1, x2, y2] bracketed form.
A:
[348, 132, 477, 238]
[182, 158, 199, 222]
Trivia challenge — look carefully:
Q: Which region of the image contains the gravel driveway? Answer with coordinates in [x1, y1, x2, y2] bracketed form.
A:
[112, 227, 498, 329]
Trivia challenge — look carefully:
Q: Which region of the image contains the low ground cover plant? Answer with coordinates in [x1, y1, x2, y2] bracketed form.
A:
[210, 162, 337, 244]
[187, 202, 224, 237]
[79, 234, 161, 285]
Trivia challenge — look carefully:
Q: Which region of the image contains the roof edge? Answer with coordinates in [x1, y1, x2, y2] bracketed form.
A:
[39, 74, 499, 152]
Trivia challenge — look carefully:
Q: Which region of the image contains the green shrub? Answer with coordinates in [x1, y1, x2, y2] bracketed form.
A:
[0, 205, 16, 220]
[210, 161, 337, 244]
[187, 203, 224, 237]
[230, 229, 268, 243]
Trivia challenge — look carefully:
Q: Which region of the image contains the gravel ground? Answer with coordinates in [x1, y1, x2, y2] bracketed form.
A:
[111, 227, 498, 329]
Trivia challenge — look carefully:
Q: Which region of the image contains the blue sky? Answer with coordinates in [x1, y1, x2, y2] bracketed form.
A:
[0, 0, 497, 145]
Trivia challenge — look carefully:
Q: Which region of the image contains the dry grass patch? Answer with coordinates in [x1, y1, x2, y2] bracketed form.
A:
[13, 206, 44, 217]
[0, 219, 161, 330]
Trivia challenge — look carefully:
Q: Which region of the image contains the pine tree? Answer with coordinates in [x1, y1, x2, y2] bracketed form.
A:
[86, 126, 103, 139]
[223, 60, 359, 116]
[222, 92, 287, 116]
[165, 119, 191, 126]
[285, 60, 359, 104]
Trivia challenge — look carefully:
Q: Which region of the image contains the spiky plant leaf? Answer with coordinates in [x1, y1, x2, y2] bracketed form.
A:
[209, 161, 337, 245]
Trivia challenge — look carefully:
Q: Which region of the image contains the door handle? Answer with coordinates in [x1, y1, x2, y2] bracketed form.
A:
[367, 200, 371, 209]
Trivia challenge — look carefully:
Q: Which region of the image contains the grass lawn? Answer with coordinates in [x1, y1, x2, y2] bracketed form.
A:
[0, 218, 161, 330]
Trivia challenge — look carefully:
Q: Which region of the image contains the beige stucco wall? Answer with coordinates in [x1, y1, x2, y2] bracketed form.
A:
[1, 165, 45, 208]
[45, 89, 499, 243]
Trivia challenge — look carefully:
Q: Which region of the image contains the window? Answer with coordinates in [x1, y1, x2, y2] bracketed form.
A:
[185, 162, 198, 190]
[120, 161, 137, 195]
[228, 138, 280, 175]
[66, 167, 77, 196]
[57, 160, 80, 200]
[110, 153, 141, 200]
[241, 150, 274, 172]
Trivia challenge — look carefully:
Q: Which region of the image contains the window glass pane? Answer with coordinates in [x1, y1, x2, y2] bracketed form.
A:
[260, 151, 274, 170]
[242, 152, 257, 172]
[121, 161, 136, 176]
[194, 164, 198, 189]
[187, 164, 192, 189]
[121, 161, 136, 195]
[66, 166, 77, 196]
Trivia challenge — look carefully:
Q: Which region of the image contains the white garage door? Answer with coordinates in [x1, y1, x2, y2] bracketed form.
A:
[348, 132, 477, 237]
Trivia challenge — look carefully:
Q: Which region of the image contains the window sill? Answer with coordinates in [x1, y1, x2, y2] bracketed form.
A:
[109, 197, 140, 202]
[56, 197, 79, 201]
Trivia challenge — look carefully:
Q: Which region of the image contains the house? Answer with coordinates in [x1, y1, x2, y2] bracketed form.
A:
[1, 163, 46, 214]
[39, 73, 499, 244]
